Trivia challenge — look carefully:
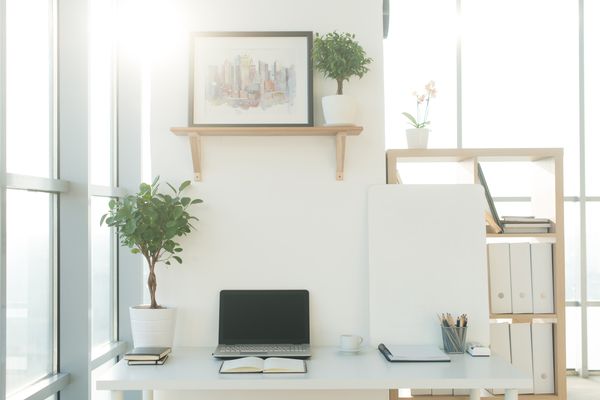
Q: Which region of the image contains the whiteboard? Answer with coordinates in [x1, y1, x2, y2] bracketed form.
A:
[368, 185, 490, 347]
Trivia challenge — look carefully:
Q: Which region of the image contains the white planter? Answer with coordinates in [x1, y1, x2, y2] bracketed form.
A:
[406, 128, 430, 149]
[322, 95, 357, 125]
[129, 306, 177, 348]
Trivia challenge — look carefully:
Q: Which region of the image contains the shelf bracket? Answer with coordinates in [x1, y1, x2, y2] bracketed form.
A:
[336, 132, 347, 181]
[189, 135, 202, 181]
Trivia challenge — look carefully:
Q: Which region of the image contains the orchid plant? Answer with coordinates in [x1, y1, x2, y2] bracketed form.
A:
[402, 80, 437, 129]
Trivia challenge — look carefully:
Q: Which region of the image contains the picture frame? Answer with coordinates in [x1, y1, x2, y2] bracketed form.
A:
[189, 31, 314, 127]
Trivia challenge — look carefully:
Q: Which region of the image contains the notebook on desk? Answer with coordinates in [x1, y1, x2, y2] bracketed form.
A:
[212, 290, 311, 359]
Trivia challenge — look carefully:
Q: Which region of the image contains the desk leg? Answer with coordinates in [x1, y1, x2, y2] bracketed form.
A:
[469, 389, 480, 400]
[143, 390, 154, 400]
[504, 389, 519, 400]
[111, 391, 124, 400]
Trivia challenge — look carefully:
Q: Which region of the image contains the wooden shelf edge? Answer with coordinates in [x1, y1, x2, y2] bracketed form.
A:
[486, 233, 557, 239]
[490, 313, 558, 322]
[171, 125, 363, 136]
[171, 125, 363, 181]
[408, 395, 559, 400]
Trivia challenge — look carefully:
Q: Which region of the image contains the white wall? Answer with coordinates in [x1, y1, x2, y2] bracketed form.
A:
[127, 0, 385, 349]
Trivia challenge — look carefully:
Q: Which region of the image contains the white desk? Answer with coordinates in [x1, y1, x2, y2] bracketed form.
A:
[97, 346, 531, 400]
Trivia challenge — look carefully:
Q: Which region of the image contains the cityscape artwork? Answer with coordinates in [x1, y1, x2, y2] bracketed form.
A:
[206, 56, 296, 112]
[190, 32, 313, 126]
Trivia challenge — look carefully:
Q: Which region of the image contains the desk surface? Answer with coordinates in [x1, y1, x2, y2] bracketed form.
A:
[97, 346, 531, 391]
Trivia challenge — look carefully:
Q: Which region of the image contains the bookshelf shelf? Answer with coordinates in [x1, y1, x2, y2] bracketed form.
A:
[386, 148, 566, 400]
[171, 125, 363, 181]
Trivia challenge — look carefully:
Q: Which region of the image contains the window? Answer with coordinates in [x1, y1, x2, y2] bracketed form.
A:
[5, 0, 54, 178]
[6, 190, 55, 395]
[89, 0, 118, 357]
[4, 0, 58, 396]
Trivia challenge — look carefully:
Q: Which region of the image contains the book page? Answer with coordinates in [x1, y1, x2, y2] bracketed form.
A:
[263, 357, 306, 373]
[220, 357, 264, 373]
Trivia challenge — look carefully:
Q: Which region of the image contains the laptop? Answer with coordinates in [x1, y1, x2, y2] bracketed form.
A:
[212, 289, 311, 359]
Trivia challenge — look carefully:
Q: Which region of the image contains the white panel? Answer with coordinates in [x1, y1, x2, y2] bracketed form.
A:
[488, 243, 512, 314]
[509, 243, 533, 314]
[489, 323, 512, 395]
[453, 389, 470, 395]
[368, 185, 489, 347]
[510, 323, 534, 394]
[532, 323, 555, 394]
[431, 389, 452, 395]
[531, 243, 554, 314]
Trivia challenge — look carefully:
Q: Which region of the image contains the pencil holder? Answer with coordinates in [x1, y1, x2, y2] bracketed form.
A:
[441, 326, 467, 354]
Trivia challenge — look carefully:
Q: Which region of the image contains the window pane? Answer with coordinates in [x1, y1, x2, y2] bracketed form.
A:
[91, 197, 115, 349]
[586, 202, 600, 301]
[584, 0, 600, 195]
[588, 307, 600, 370]
[566, 306, 581, 369]
[461, 0, 579, 196]
[6, 0, 52, 177]
[6, 190, 53, 395]
[384, 0, 457, 149]
[89, 0, 116, 186]
[565, 201, 581, 302]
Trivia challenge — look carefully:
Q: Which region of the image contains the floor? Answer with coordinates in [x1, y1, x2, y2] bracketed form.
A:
[567, 376, 600, 400]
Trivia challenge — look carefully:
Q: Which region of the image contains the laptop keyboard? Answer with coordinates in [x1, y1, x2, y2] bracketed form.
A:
[219, 344, 307, 353]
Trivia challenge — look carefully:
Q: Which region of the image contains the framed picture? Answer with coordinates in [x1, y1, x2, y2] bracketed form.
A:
[189, 31, 313, 127]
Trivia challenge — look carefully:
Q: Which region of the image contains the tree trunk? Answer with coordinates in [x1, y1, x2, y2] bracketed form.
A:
[337, 79, 344, 95]
[148, 263, 158, 309]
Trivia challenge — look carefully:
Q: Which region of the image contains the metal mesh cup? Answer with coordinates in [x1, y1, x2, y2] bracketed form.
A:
[441, 326, 467, 354]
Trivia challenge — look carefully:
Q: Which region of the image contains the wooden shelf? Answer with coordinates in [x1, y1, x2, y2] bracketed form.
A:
[490, 313, 558, 322]
[487, 233, 557, 239]
[171, 125, 363, 181]
[386, 149, 566, 400]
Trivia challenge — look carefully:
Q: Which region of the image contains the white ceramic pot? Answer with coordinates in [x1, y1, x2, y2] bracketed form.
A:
[322, 95, 357, 125]
[406, 128, 430, 149]
[129, 306, 177, 347]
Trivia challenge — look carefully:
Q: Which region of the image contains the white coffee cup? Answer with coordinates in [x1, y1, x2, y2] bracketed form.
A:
[340, 334, 363, 352]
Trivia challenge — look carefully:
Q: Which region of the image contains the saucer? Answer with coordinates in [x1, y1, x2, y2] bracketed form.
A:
[339, 347, 361, 353]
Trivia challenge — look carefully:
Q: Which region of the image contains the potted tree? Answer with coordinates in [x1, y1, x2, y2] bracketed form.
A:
[101, 177, 203, 347]
[312, 31, 373, 125]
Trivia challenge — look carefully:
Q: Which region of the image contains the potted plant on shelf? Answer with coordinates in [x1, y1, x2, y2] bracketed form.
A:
[312, 31, 373, 125]
[402, 80, 437, 149]
[101, 176, 203, 347]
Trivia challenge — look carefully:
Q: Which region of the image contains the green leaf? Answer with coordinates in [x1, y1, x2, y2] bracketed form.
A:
[100, 214, 107, 226]
[173, 256, 182, 264]
[181, 197, 191, 207]
[191, 199, 203, 205]
[131, 248, 140, 254]
[402, 112, 418, 126]
[178, 180, 191, 192]
[166, 182, 177, 194]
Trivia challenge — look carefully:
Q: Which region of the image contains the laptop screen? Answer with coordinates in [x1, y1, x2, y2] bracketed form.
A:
[218, 290, 309, 344]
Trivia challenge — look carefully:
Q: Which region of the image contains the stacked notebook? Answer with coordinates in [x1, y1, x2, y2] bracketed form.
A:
[500, 216, 553, 234]
[124, 347, 171, 365]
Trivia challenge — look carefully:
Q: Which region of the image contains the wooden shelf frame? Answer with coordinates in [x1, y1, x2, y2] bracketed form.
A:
[386, 148, 566, 400]
[171, 125, 363, 181]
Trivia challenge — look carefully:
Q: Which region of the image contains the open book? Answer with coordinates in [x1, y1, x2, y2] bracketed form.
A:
[219, 356, 307, 374]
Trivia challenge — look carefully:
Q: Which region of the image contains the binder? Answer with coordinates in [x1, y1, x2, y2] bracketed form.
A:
[532, 323, 555, 394]
[488, 243, 512, 313]
[489, 322, 512, 395]
[510, 243, 533, 313]
[510, 323, 534, 394]
[531, 243, 554, 314]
